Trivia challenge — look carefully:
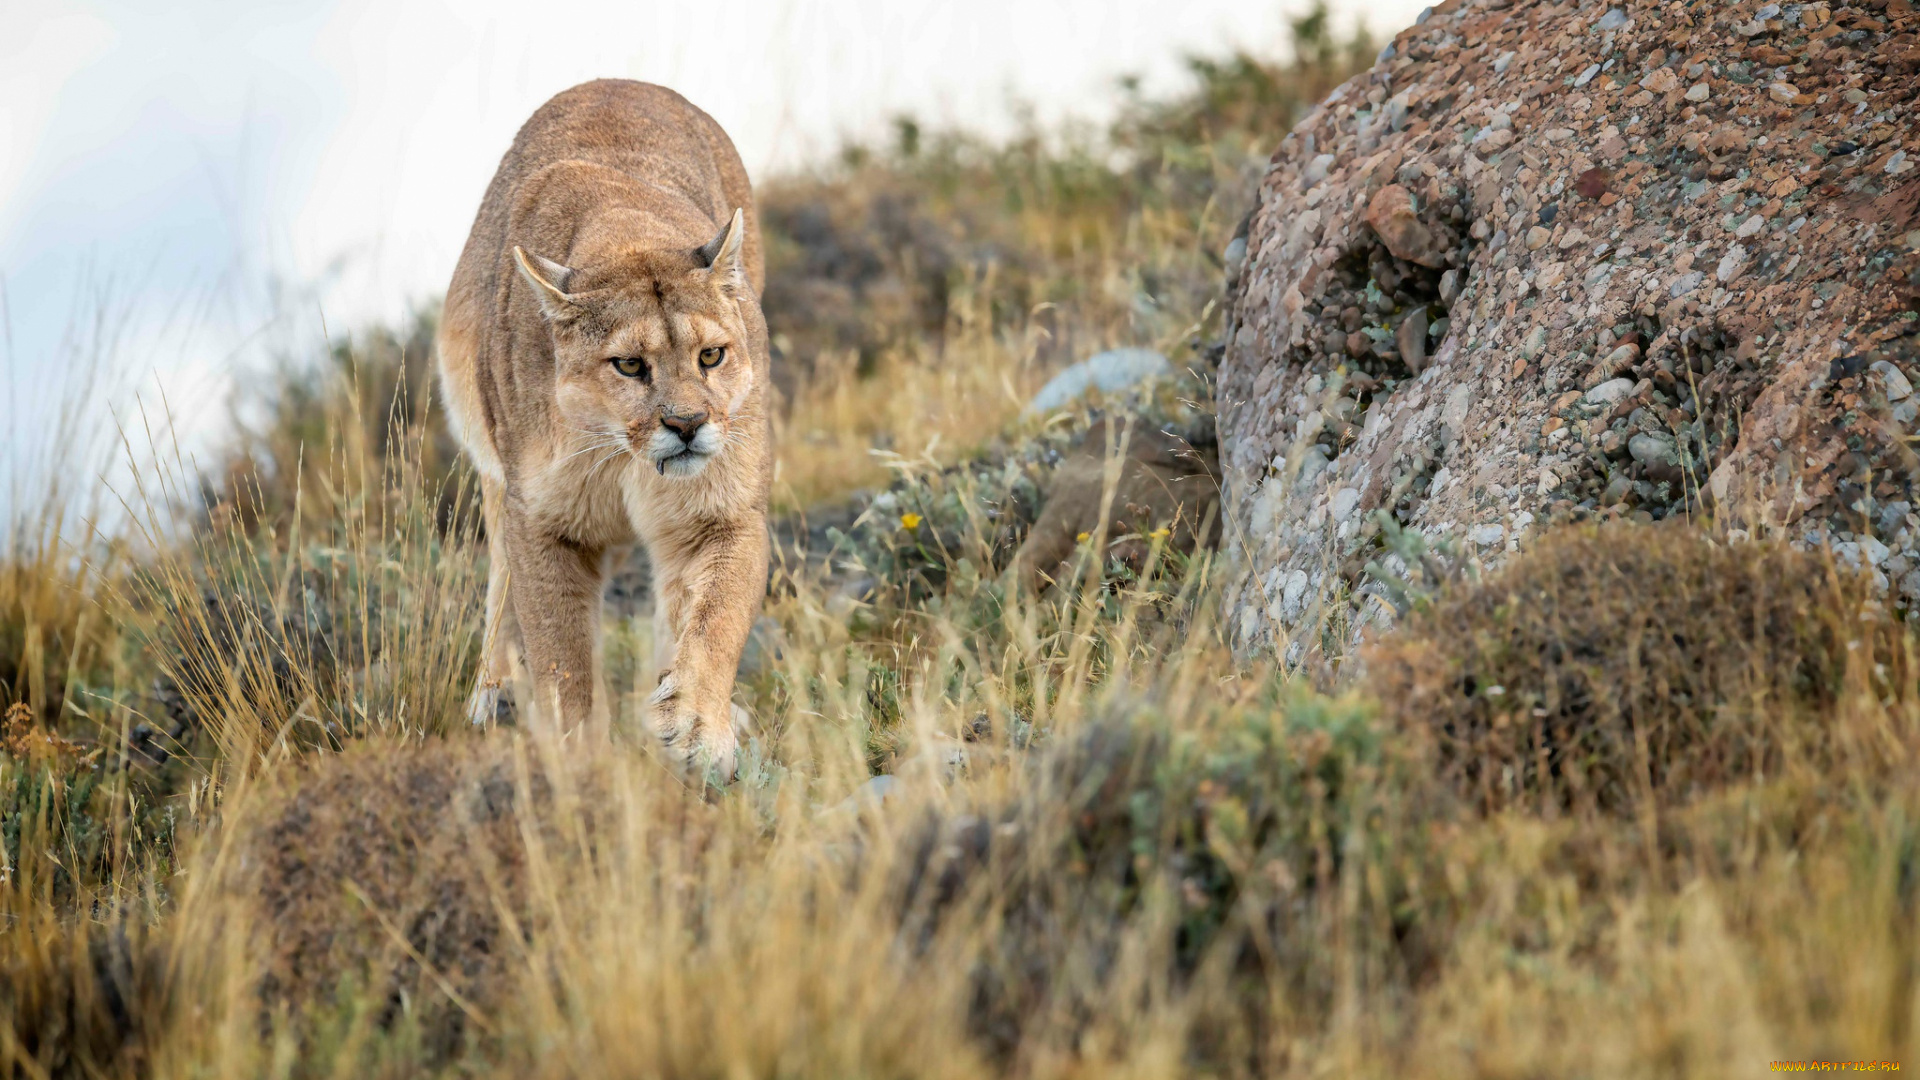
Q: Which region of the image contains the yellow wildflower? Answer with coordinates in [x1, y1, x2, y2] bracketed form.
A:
[901, 513, 922, 530]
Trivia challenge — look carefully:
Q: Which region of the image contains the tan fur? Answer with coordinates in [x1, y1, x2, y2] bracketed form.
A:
[438, 80, 771, 777]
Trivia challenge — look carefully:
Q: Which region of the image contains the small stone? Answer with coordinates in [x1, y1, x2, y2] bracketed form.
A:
[1347, 331, 1371, 358]
[1596, 7, 1629, 30]
[1768, 81, 1800, 103]
[1027, 348, 1173, 413]
[1575, 168, 1611, 200]
[1301, 153, 1336, 187]
[1585, 377, 1636, 406]
[1872, 360, 1914, 401]
[1473, 127, 1516, 152]
[1470, 523, 1506, 546]
[1716, 245, 1749, 283]
[1224, 235, 1247, 279]
[1526, 226, 1551, 250]
[1574, 63, 1602, 87]
[1628, 432, 1675, 466]
[1522, 326, 1549, 360]
[1685, 82, 1711, 102]
[1325, 329, 1350, 357]
[1669, 271, 1704, 298]
[1603, 473, 1635, 505]
[1439, 268, 1462, 305]
[1398, 308, 1431, 373]
[1641, 67, 1680, 94]
[1364, 184, 1447, 268]
[1330, 487, 1362, 521]
[1735, 215, 1766, 239]
[1863, 536, 1892, 566]
[1888, 150, 1913, 177]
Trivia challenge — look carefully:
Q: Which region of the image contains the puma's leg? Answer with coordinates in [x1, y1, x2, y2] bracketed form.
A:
[469, 478, 528, 727]
[645, 516, 768, 780]
[500, 505, 612, 743]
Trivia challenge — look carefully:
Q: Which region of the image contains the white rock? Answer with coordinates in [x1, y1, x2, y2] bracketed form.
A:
[1872, 360, 1913, 401]
[1685, 82, 1711, 102]
[1330, 487, 1362, 522]
[1863, 536, 1892, 566]
[1470, 523, 1506, 546]
[1026, 348, 1172, 414]
[1716, 245, 1749, 283]
[1585, 377, 1636, 406]
[1281, 569, 1311, 620]
[1628, 432, 1675, 465]
[1669, 271, 1705, 298]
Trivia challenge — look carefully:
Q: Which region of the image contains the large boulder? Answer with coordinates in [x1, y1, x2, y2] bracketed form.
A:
[1217, 0, 1920, 660]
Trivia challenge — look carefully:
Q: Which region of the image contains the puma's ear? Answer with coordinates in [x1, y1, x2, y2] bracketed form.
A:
[512, 246, 579, 320]
[696, 207, 747, 293]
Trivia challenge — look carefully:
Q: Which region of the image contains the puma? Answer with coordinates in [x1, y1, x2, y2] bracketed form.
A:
[437, 79, 771, 778]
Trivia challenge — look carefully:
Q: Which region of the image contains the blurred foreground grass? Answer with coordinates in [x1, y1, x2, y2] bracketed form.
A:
[8, 9, 1920, 1078]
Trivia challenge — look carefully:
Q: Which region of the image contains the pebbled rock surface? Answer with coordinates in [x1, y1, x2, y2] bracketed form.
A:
[1217, 0, 1920, 660]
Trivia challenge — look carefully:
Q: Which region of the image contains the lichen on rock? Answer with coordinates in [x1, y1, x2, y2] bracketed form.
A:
[1217, 0, 1920, 661]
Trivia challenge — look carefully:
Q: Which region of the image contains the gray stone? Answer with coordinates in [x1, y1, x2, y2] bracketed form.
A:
[1596, 7, 1630, 30]
[1397, 308, 1430, 372]
[1863, 536, 1892, 566]
[1224, 235, 1248, 280]
[1872, 359, 1913, 401]
[1026, 347, 1173, 414]
[1585, 377, 1636, 406]
[1628, 432, 1675, 466]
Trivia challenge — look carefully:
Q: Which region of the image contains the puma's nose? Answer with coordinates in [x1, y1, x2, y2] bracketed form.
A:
[660, 410, 709, 443]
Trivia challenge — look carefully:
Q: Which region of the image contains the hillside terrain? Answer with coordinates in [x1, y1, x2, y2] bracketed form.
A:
[5, 3, 1920, 1077]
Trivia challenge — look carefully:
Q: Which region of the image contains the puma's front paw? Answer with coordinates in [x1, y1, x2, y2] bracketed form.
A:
[648, 672, 739, 782]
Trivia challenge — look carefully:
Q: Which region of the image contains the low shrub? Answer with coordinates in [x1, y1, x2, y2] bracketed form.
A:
[1367, 523, 1915, 814]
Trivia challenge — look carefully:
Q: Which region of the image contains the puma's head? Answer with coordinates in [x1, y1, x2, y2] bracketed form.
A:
[514, 208, 757, 480]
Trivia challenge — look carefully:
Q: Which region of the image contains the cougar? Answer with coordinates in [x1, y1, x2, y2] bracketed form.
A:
[437, 79, 770, 778]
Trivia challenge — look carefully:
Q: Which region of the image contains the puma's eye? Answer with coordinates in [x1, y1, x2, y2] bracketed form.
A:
[698, 346, 726, 370]
[610, 357, 648, 379]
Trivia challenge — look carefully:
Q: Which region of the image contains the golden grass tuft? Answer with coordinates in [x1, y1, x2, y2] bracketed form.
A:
[1367, 523, 1914, 814]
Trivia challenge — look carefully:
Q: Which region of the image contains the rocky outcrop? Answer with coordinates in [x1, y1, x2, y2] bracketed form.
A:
[1217, 0, 1920, 660]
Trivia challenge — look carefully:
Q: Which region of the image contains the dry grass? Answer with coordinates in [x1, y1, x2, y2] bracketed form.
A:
[7, 8, 1920, 1078]
[1369, 523, 1912, 814]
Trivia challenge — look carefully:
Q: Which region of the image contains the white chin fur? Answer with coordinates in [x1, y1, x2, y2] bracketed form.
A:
[647, 424, 721, 478]
[652, 451, 711, 478]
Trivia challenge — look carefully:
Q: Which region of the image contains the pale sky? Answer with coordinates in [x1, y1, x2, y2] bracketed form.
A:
[0, 0, 1424, 487]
